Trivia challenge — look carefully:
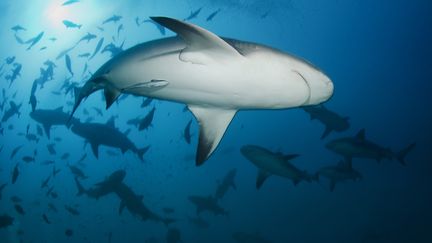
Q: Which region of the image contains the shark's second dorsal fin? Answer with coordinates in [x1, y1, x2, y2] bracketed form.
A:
[356, 129, 366, 140]
[150, 16, 243, 64]
[188, 105, 236, 166]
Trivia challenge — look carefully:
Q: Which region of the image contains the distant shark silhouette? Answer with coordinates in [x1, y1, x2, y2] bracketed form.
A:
[70, 16, 333, 166]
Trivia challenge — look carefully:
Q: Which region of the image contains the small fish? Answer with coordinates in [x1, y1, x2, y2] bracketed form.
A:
[61, 153, 70, 160]
[78, 53, 91, 58]
[52, 167, 61, 177]
[26, 133, 39, 142]
[11, 25, 26, 32]
[10, 196, 22, 203]
[184, 7, 203, 21]
[77, 32, 97, 44]
[135, 17, 140, 26]
[11, 164, 19, 184]
[81, 62, 88, 77]
[77, 153, 87, 163]
[117, 24, 124, 38]
[42, 214, 51, 224]
[65, 229, 74, 237]
[139, 107, 156, 131]
[14, 204, 25, 215]
[89, 37, 104, 60]
[41, 175, 51, 188]
[65, 54, 73, 76]
[206, 9, 221, 21]
[62, 0, 80, 6]
[40, 46, 47, 51]
[47, 144, 56, 155]
[184, 120, 193, 144]
[9, 145, 23, 159]
[102, 15, 122, 24]
[63, 20, 82, 29]
[42, 160, 55, 165]
[64, 205, 80, 216]
[26, 31, 44, 50]
[49, 37, 57, 42]
[22, 156, 35, 163]
[6, 56, 16, 64]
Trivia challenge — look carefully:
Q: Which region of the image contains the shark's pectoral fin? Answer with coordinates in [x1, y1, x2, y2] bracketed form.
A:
[321, 126, 332, 139]
[122, 80, 169, 93]
[119, 200, 125, 215]
[43, 124, 51, 139]
[188, 106, 236, 166]
[150, 16, 243, 64]
[104, 87, 121, 109]
[90, 142, 99, 158]
[329, 180, 336, 192]
[256, 170, 271, 189]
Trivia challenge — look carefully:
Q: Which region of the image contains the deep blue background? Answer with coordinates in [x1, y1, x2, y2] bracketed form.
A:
[0, 0, 431, 242]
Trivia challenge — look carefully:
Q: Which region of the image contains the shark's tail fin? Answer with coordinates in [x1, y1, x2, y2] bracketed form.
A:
[137, 146, 151, 161]
[74, 177, 86, 196]
[396, 143, 416, 166]
[162, 217, 176, 227]
[68, 86, 82, 125]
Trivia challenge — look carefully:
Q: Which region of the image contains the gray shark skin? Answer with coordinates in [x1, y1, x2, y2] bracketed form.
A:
[188, 216, 209, 228]
[75, 170, 125, 199]
[29, 107, 78, 139]
[166, 228, 182, 243]
[2, 101, 22, 123]
[326, 129, 416, 165]
[70, 118, 150, 161]
[115, 182, 174, 226]
[303, 105, 350, 139]
[241, 145, 316, 189]
[316, 161, 362, 191]
[188, 195, 228, 216]
[215, 168, 236, 199]
[70, 17, 333, 166]
[232, 232, 272, 243]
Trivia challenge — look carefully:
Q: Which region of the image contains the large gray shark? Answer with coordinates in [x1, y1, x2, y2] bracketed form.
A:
[30, 107, 78, 138]
[188, 195, 228, 216]
[302, 104, 350, 139]
[70, 119, 150, 161]
[316, 160, 362, 191]
[215, 168, 237, 199]
[75, 170, 125, 199]
[70, 16, 333, 166]
[241, 145, 316, 189]
[326, 129, 416, 165]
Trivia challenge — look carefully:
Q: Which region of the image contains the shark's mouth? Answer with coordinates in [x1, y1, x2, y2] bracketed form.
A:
[292, 70, 311, 105]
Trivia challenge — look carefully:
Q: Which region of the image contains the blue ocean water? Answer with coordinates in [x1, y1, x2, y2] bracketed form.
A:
[0, 0, 431, 242]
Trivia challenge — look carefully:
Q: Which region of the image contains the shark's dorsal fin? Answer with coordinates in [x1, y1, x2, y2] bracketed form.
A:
[188, 105, 236, 166]
[150, 16, 243, 64]
[355, 129, 366, 140]
[256, 170, 271, 189]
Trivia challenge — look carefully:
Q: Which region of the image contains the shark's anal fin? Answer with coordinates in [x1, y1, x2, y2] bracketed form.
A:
[188, 106, 236, 166]
[150, 16, 243, 64]
[256, 170, 271, 189]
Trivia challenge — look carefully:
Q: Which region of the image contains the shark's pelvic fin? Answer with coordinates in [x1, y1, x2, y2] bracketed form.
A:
[256, 170, 271, 189]
[188, 105, 236, 166]
[150, 16, 243, 64]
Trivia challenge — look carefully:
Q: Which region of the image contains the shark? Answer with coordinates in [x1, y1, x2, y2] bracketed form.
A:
[70, 118, 150, 160]
[241, 145, 316, 189]
[75, 170, 125, 199]
[215, 168, 236, 199]
[2, 101, 22, 123]
[188, 195, 228, 216]
[29, 107, 78, 139]
[326, 129, 416, 165]
[316, 160, 362, 191]
[70, 16, 333, 166]
[302, 104, 350, 139]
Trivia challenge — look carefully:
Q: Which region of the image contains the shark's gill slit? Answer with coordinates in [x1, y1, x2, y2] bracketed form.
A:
[292, 70, 311, 105]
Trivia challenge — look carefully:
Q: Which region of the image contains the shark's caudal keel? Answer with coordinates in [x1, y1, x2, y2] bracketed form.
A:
[70, 16, 334, 166]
